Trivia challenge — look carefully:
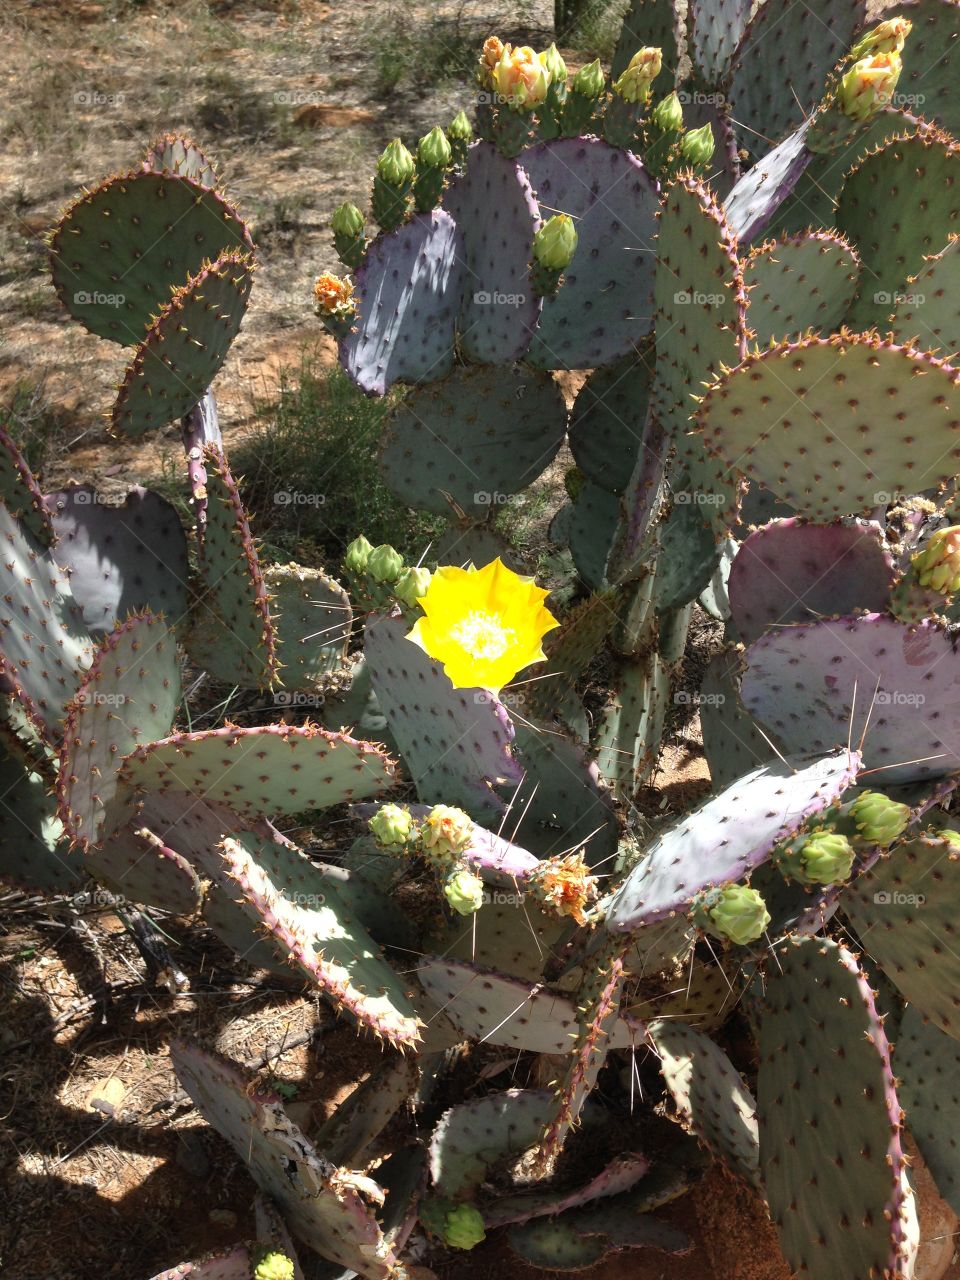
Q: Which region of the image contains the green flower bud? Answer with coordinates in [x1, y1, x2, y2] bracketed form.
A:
[444, 867, 485, 916]
[343, 533, 373, 575]
[448, 109, 473, 141]
[838, 51, 902, 122]
[533, 213, 578, 270]
[253, 1252, 296, 1280]
[367, 543, 404, 584]
[692, 884, 770, 946]
[331, 201, 364, 238]
[422, 804, 474, 863]
[394, 566, 432, 609]
[442, 1203, 486, 1250]
[652, 90, 683, 132]
[418, 125, 453, 168]
[912, 525, 960, 597]
[941, 828, 960, 849]
[571, 58, 605, 100]
[780, 830, 856, 886]
[849, 16, 912, 59]
[377, 138, 416, 185]
[613, 46, 662, 103]
[681, 122, 715, 166]
[369, 803, 416, 849]
[539, 42, 567, 84]
[847, 791, 910, 847]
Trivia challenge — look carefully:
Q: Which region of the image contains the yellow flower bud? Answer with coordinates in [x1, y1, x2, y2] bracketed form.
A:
[913, 526, 960, 597]
[613, 47, 662, 103]
[850, 16, 912, 59]
[492, 45, 551, 109]
[838, 51, 903, 121]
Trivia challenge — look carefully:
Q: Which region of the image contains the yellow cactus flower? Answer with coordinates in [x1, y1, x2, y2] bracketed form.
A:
[529, 851, 598, 925]
[407, 557, 559, 692]
[838, 51, 902, 121]
[313, 272, 355, 318]
[492, 45, 552, 109]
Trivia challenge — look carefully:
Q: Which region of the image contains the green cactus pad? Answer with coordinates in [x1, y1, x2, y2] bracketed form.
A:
[263, 563, 351, 689]
[57, 612, 180, 849]
[485, 1154, 651, 1229]
[142, 134, 219, 188]
[689, 0, 752, 83]
[442, 142, 541, 363]
[894, 1003, 960, 1214]
[641, 955, 743, 1033]
[563, 483, 621, 591]
[568, 348, 657, 496]
[843, 831, 960, 1038]
[169, 1040, 395, 1277]
[744, 232, 862, 344]
[758, 936, 909, 1280]
[0, 744, 80, 893]
[0, 427, 53, 546]
[654, 499, 725, 611]
[379, 364, 566, 516]
[148, 1244, 255, 1279]
[698, 648, 777, 789]
[524, 590, 620, 730]
[113, 249, 254, 435]
[45, 485, 189, 638]
[340, 210, 464, 395]
[429, 1089, 553, 1198]
[898, 0, 960, 139]
[119, 722, 397, 815]
[519, 139, 660, 370]
[314, 1057, 418, 1168]
[0, 501, 91, 742]
[594, 655, 669, 800]
[729, 518, 894, 644]
[207, 830, 421, 1047]
[87, 790, 203, 915]
[649, 1018, 760, 1188]
[698, 333, 960, 523]
[49, 171, 253, 345]
[504, 723, 619, 867]
[606, 749, 858, 931]
[889, 237, 960, 354]
[837, 129, 960, 330]
[431, 897, 574, 988]
[724, 123, 813, 244]
[415, 956, 637, 1054]
[727, 0, 868, 159]
[364, 614, 522, 823]
[506, 1210, 691, 1271]
[188, 446, 277, 689]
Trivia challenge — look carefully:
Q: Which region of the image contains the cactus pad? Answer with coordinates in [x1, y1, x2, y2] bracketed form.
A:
[649, 1018, 760, 1188]
[689, 0, 752, 84]
[45, 485, 189, 637]
[698, 648, 776, 789]
[898, 0, 960, 137]
[698, 333, 960, 523]
[890, 237, 960, 355]
[188, 446, 277, 689]
[57, 612, 179, 849]
[723, 123, 812, 244]
[568, 348, 657, 496]
[612, 0, 680, 90]
[606, 749, 858, 931]
[113, 249, 254, 435]
[744, 232, 862, 344]
[507, 1209, 691, 1271]
[485, 1154, 651, 1229]
[0, 427, 52, 546]
[519, 139, 659, 370]
[0, 501, 91, 741]
[340, 210, 464, 395]
[442, 142, 541, 362]
[379, 364, 566, 516]
[838, 130, 960, 330]
[729, 519, 894, 645]
[148, 1245, 254, 1279]
[429, 1089, 553, 1197]
[727, 0, 867, 158]
[119, 722, 396, 815]
[263, 563, 351, 687]
[88, 792, 202, 914]
[843, 831, 960, 1037]
[563, 483, 622, 591]
[758, 936, 908, 1280]
[742, 614, 960, 784]
[169, 1040, 394, 1277]
[207, 830, 421, 1047]
[0, 745, 80, 893]
[364, 614, 521, 822]
[50, 171, 253, 345]
[894, 1003, 960, 1214]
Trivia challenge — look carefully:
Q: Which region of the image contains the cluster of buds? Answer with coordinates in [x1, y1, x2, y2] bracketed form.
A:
[846, 790, 911, 847]
[422, 1197, 486, 1250]
[775, 829, 856, 886]
[342, 535, 431, 613]
[527, 850, 598, 925]
[368, 803, 485, 917]
[313, 271, 356, 339]
[838, 50, 903, 121]
[912, 526, 960, 597]
[253, 1251, 296, 1280]
[691, 883, 770, 946]
[612, 47, 662, 104]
